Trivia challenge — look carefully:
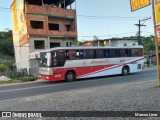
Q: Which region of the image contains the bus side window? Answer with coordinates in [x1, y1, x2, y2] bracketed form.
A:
[80, 50, 85, 59]
[132, 49, 139, 57]
[76, 50, 80, 59]
[106, 50, 109, 58]
[119, 49, 127, 57]
[108, 49, 117, 58]
[89, 50, 95, 59]
[107, 50, 110, 58]
[116, 49, 120, 57]
[128, 49, 132, 57]
[103, 50, 107, 58]
[141, 49, 143, 56]
[66, 51, 69, 60]
[96, 49, 104, 58]
[139, 49, 143, 56]
[84, 50, 90, 59]
[125, 49, 129, 57]
[67, 50, 77, 59]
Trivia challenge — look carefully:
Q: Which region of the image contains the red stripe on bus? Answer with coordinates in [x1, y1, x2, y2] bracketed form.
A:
[78, 57, 144, 78]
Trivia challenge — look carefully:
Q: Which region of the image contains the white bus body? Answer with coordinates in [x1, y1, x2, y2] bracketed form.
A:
[38, 46, 144, 81]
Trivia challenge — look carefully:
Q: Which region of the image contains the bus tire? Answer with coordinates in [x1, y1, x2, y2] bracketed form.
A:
[122, 66, 129, 76]
[65, 71, 75, 82]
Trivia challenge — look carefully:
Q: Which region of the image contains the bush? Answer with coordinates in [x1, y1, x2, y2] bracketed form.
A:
[18, 76, 38, 82]
[0, 64, 8, 73]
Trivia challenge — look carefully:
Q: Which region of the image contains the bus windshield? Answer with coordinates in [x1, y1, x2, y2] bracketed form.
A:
[39, 52, 51, 67]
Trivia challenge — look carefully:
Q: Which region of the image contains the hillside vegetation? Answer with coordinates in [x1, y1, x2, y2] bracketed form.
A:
[0, 29, 14, 65]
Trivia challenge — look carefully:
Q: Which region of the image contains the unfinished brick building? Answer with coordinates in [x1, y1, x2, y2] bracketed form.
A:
[11, 0, 77, 74]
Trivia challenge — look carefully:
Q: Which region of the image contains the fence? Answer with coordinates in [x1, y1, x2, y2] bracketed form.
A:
[0, 68, 29, 78]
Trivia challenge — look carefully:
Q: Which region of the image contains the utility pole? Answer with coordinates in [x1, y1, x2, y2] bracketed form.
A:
[152, 0, 160, 87]
[135, 17, 151, 45]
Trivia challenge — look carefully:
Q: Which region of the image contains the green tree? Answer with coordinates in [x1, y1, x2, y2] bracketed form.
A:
[0, 29, 14, 66]
[144, 41, 156, 52]
[0, 29, 14, 57]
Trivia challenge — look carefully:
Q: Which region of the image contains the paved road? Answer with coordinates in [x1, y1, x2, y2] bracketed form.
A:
[0, 69, 157, 102]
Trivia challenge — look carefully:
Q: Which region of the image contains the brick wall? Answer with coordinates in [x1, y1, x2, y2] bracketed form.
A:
[47, 7, 76, 17]
[25, 4, 46, 14]
[25, 4, 77, 38]
[25, 4, 76, 17]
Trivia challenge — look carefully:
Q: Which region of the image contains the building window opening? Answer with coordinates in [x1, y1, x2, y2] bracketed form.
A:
[123, 43, 127, 46]
[132, 43, 135, 46]
[26, 0, 42, 5]
[66, 42, 68, 47]
[48, 23, 59, 31]
[34, 41, 45, 49]
[50, 43, 60, 48]
[65, 25, 72, 31]
[43, 0, 57, 6]
[30, 21, 44, 29]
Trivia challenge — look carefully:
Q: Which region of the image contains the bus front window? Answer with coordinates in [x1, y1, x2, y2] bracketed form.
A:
[39, 52, 51, 67]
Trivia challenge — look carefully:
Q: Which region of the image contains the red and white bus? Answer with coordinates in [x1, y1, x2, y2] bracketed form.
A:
[38, 46, 144, 82]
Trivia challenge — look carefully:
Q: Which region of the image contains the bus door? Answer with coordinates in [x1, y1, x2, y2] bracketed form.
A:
[52, 51, 66, 67]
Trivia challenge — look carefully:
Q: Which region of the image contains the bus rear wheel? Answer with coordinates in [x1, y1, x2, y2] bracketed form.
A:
[65, 71, 75, 82]
[122, 67, 129, 76]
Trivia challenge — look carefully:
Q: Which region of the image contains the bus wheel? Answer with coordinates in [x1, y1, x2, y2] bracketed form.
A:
[122, 67, 129, 76]
[65, 71, 75, 82]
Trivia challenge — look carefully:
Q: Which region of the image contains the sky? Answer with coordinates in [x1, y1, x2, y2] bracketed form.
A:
[0, 0, 154, 41]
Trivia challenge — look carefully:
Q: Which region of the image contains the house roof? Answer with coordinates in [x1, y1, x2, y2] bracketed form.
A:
[104, 38, 138, 41]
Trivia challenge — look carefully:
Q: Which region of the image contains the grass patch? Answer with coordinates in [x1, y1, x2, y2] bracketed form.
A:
[0, 80, 21, 85]
[0, 76, 38, 85]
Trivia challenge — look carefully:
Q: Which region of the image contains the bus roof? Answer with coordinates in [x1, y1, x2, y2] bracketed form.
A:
[42, 45, 144, 52]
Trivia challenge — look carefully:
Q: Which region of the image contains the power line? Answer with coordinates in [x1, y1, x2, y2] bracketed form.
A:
[0, 7, 150, 20]
[141, 31, 154, 34]
[0, 7, 151, 18]
[0, 7, 22, 11]
[77, 15, 148, 19]
[77, 17, 140, 21]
